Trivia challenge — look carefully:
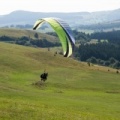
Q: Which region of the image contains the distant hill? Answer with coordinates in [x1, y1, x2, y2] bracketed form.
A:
[0, 8, 120, 27]
[77, 19, 120, 31]
[0, 28, 60, 48]
[0, 28, 58, 42]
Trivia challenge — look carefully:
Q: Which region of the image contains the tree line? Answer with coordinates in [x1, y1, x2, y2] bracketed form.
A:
[77, 22, 120, 31]
[0, 34, 60, 48]
[74, 30, 120, 69]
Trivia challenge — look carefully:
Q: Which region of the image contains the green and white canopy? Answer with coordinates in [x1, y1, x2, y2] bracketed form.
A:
[33, 17, 75, 57]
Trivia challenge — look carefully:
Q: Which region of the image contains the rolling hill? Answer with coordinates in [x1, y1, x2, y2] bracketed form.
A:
[0, 8, 120, 27]
[0, 42, 120, 120]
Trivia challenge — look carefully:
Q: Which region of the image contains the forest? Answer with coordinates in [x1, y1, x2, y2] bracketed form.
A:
[73, 30, 120, 69]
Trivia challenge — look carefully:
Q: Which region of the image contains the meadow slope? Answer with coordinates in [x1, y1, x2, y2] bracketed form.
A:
[0, 42, 120, 120]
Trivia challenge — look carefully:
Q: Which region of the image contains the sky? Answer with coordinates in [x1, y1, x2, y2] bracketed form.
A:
[0, 0, 120, 15]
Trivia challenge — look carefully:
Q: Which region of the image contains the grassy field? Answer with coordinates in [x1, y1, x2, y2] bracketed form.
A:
[0, 42, 120, 120]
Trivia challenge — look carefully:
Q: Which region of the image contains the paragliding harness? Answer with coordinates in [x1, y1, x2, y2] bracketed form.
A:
[40, 71, 48, 82]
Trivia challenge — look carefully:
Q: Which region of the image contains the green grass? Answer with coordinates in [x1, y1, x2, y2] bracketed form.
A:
[0, 42, 120, 120]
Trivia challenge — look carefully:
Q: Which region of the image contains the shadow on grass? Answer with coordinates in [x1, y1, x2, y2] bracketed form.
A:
[32, 81, 47, 89]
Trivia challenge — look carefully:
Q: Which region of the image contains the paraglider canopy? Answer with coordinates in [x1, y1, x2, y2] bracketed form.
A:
[33, 17, 75, 57]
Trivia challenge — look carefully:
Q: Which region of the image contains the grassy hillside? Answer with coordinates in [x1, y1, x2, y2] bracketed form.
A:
[0, 42, 120, 120]
[0, 28, 59, 43]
